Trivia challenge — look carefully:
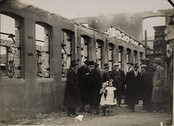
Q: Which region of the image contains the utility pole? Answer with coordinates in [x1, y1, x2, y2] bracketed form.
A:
[145, 30, 147, 56]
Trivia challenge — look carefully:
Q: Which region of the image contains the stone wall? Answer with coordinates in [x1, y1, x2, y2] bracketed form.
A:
[0, 0, 145, 122]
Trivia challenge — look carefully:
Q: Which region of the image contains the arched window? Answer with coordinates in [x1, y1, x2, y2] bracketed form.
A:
[133, 50, 138, 63]
[35, 23, 51, 78]
[140, 52, 143, 60]
[118, 46, 123, 70]
[126, 49, 131, 71]
[108, 43, 114, 71]
[81, 35, 90, 65]
[0, 14, 21, 78]
[96, 40, 103, 68]
[61, 30, 73, 77]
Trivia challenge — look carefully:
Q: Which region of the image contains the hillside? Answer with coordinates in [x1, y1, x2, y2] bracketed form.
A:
[73, 9, 173, 41]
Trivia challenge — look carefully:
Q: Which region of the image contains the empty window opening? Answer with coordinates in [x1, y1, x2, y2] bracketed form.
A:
[81, 36, 89, 65]
[35, 24, 50, 78]
[96, 40, 103, 69]
[108, 43, 114, 71]
[133, 51, 138, 63]
[61, 30, 73, 77]
[0, 14, 21, 78]
[126, 49, 131, 72]
[118, 46, 123, 70]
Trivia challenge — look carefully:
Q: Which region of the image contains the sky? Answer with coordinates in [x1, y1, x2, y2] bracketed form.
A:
[20, 0, 173, 19]
[0, 0, 173, 54]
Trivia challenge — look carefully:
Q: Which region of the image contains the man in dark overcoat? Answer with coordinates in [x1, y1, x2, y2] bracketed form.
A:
[141, 64, 153, 112]
[87, 61, 102, 114]
[125, 63, 141, 112]
[102, 63, 111, 82]
[63, 60, 81, 117]
[124, 62, 133, 106]
[77, 60, 90, 111]
[111, 62, 125, 107]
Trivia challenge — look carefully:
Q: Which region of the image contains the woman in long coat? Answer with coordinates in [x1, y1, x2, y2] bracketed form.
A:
[151, 58, 165, 112]
[63, 60, 81, 117]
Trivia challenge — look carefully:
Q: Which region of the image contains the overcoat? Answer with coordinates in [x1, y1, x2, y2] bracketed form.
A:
[110, 69, 125, 94]
[125, 70, 141, 105]
[88, 68, 102, 105]
[102, 70, 110, 82]
[77, 65, 90, 104]
[141, 70, 153, 101]
[63, 67, 81, 108]
[151, 65, 165, 103]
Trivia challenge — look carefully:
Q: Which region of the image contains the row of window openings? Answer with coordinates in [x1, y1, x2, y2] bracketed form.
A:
[0, 24, 51, 78]
[0, 31, 141, 79]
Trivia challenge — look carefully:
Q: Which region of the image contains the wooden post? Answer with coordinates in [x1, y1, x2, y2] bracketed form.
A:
[173, 51, 174, 125]
[145, 30, 147, 56]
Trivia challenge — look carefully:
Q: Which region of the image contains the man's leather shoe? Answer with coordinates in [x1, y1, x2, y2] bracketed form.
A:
[73, 113, 78, 116]
[67, 114, 73, 117]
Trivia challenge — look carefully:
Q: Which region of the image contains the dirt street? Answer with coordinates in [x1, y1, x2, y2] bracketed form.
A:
[11, 101, 171, 126]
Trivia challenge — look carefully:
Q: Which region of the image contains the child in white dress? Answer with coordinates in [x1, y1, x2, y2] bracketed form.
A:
[100, 80, 117, 116]
[105, 81, 117, 106]
[105, 80, 117, 115]
[100, 81, 108, 116]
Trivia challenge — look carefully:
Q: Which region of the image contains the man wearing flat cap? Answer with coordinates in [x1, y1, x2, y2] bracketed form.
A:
[77, 60, 90, 112]
[111, 63, 125, 107]
[127, 62, 134, 72]
[125, 63, 141, 112]
[64, 60, 81, 117]
[151, 57, 165, 112]
[141, 64, 153, 112]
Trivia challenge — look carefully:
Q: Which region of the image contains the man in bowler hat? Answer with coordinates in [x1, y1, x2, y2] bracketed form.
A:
[87, 61, 102, 114]
[125, 63, 141, 112]
[77, 60, 90, 112]
[64, 60, 81, 117]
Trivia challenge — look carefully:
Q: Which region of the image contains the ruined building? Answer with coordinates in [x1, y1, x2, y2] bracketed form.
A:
[0, 0, 150, 122]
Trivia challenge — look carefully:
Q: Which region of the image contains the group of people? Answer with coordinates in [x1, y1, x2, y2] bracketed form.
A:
[63, 57, 167, 117]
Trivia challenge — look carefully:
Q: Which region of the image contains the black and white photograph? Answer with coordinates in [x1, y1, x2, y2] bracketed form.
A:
[0, 0, 174, 125]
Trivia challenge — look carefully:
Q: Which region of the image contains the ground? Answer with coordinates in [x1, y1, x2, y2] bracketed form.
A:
[2, 101, 172, 126]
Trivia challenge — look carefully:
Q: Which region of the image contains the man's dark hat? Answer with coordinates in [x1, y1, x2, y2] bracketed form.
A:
[95, 63, 99, 68]
[88, 61, 95, 65]
[127, 62, 133, 65]
[84, 60, 88, 65]
[133, 63, 139, 68]
[104, 63, 109, 68]
[71, 60, 78, 67]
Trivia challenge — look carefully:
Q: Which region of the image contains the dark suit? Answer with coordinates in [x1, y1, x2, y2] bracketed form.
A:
[64, 67, 81, 115]
[111, 69, 125, 106]
[102, 70, 110, 82]
[125, 70, 141, 111]
[77, 65, 90, 107]
[141, 70, 153, 111]
[88, 68, 102, 113]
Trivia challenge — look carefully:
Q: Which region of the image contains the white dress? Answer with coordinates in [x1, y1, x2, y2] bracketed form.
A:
[105, 86, 117, 105]
[100, 88, 107, 106]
